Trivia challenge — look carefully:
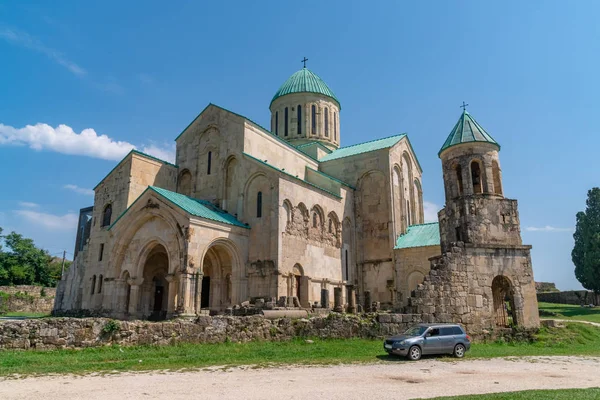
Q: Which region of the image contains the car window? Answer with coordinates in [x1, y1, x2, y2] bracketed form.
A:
[404, 326, 428, 336]
[428, 328, 440, 337]
[439, 327, 454, 336]
[452, 326, 464, 335]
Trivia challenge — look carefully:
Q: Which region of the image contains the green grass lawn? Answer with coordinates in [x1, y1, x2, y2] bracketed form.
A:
[538, 302, 600, 323]
[1, 322, 599, 377]
[426, 388, 600, 399]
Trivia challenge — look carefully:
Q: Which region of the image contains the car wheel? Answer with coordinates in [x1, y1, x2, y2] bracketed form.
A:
[454, 344, 466, 358]
[407, 345, 421, 361]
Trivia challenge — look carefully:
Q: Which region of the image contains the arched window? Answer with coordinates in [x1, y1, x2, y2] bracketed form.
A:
[101, 204, 112, 227]
[284, 107, 289, 136]
[471, 161, 482, 194]
[297, 105, 302, 134]
[492, 160, 502, 195]
[334, 112, 337, 141]
[178, 170, 192, 196]
[257, 191, 262, 218]
[328, 219, 333, 233]
[406, 200, 411, 226]
[456, 165, 464, 197]
[344, 249, 349, 281]
[98, 275, 103, 294]
[207, 151, 212, 175]
[311, 105, 317, 134]
[324, 107, 329, 137]
[91, 275, 96, 295]
[313, 212, 318, 228]
[275, 111, 279, 136]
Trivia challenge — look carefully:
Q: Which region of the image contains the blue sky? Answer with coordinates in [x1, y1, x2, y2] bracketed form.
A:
[1, 1, 597, 289]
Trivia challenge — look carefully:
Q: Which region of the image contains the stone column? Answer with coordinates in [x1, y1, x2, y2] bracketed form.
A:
[178, 272, 195, 317]
[333, 287, 343, 313]
[364, 290, 372, 313]
[321, 288, 330, 309]
[127, 277, 144, 319]
[165, 274, 178, 316]
[194, 272, 204, 314]
[347, 285, 356, 314]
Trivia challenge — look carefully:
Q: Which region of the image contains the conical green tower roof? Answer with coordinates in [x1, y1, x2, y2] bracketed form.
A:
[439, 110, 500, 156]
[270, 68, 340, 108]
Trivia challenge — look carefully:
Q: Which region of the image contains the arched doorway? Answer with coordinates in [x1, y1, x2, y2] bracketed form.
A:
[140, 244, 170, 320]
[492, 275, 516, 327]
[201, 242, 235, 311]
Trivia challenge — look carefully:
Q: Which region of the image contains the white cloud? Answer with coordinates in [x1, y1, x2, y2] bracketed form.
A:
[0, 122, 173, 162]
[0, 27, 86, 76]
[18, 201, 39, 208]
[525, 226, 573, 233]
[140, 142, 176, 164]
[63, 184, 94, 196]
[14, 209, 78, 231]
[423, 201, 440, 223]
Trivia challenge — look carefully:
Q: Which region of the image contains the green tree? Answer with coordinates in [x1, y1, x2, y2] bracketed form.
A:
[0, 227, 56, 286]
[572, 188, 600, 294]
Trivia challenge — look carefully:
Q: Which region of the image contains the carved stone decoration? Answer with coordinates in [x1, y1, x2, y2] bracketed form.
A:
[142, 199, 160, 210]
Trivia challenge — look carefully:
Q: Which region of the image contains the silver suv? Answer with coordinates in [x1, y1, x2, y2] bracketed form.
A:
[383, 323, 471, 361]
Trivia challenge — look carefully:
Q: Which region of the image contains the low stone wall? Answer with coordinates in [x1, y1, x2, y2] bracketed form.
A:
[0, 313, 425, 350]
[0, 286, 56, 315]
[537, 290, 599, 306]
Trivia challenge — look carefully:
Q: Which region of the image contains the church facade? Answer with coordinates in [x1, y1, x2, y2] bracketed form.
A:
[54, 65, 539, 333]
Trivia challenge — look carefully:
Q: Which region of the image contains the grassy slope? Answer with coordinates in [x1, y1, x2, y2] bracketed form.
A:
[538, 302, 600, 323]
[427, 388, 600, 400]
[2, 312, 50, 318]
[1, 323, 600, 376]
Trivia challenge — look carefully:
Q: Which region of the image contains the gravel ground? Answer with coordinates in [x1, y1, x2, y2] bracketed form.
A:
[1, 356, 599, 400]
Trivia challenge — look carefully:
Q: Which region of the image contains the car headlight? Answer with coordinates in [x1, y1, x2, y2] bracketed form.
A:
[399, 340, 406, 346]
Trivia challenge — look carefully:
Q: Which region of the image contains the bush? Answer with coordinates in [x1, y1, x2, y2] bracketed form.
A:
[40, 287, 47, 297]
[102, 320, 120, 334]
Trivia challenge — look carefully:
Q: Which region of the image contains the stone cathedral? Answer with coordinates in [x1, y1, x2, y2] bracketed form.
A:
[54, 64, 539, 333]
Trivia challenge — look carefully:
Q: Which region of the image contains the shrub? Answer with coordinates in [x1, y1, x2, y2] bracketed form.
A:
[102, 320, 120, 334]
[40, 287, 47, 297]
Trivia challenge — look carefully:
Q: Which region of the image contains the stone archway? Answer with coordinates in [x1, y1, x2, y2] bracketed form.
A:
[200, 241, 238, 312]
[139, 244, 170, 320]
[492, 275, 517, 327]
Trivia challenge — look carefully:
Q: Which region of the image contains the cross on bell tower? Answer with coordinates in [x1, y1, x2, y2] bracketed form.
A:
[460, 101, 469, 111]
[301, 57, 308, 68]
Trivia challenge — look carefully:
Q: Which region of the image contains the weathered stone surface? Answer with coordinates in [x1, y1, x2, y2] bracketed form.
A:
[0, 286, 56, 315]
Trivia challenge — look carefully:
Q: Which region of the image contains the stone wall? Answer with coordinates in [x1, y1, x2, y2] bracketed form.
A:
[0, 286, 56, 315]
[537, 290, 599, 306]
[0, 313, 424, 350]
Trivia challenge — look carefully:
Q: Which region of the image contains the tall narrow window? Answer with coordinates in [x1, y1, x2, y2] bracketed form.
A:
[456, 165, 463, 197]
[207, 151, 212, 175]
[471, 161, 482, 194]
[257, 191, 262, 218]
[98, 243, 104, 262]
[275, 112, 279, 136]
[406, 200, 411, 226]
[297, 105, 302, 134]
[324, 107, 329, 137]
[91, 275, 96, 295]
[334, 112, 337, 141]
[98, 275, 103, 294]
[311, 105, 317, 134]
[313, 212, 318, 228]
[284, 107, 289, 136]
[101, 204, 112, 227]
[345, 249, 349, 281]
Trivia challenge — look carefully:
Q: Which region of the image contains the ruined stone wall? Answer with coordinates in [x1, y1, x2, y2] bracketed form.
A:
[0, 313, 424, 351]
[537, 290, 599, 306]
[0, 286, 56, 314]
[395, 245, 441, 307]
[405, 243, 539, 334]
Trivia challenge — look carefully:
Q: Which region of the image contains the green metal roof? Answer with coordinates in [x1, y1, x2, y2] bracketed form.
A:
[319, 133, 407, 162]
[109, 186, 249, 230]
[394, 222, 440, 249]
[439, 110, 500, 156]
[270, 68, 340, 108]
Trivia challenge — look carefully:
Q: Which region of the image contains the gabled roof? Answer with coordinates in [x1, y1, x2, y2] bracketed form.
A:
[270, 68, 340, 108]
[109, 186, 249, 230]
[319, 133, 407, 162]
[93, 150, 177, 191]
[439, 110, 500, 156]
[394, 222, 440, 249]
[296, 141, 333, 154]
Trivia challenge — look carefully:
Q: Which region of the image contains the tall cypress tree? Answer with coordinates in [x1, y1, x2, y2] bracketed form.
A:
[572, 188, 600, 296]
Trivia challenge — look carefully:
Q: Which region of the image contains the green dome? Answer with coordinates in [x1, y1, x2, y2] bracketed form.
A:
[270, 68, 340, 109]
[439, 110, 500, 156]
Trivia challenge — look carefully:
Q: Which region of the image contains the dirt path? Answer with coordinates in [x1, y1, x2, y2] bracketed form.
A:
[550, 318, 600, 327]
[1, 356, 599, 400]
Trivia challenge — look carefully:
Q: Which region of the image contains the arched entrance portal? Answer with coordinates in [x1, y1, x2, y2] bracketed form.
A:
[140, 244, 170, 320]
[492, 275, 516, 327]
[201, 243, 235, 311]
